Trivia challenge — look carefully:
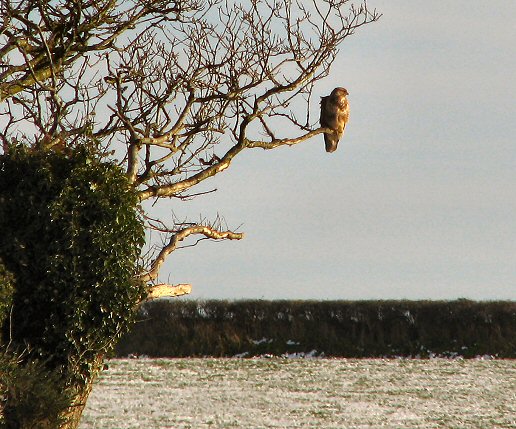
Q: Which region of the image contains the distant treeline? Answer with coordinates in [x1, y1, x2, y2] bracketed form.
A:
[115, 300, 516, 358]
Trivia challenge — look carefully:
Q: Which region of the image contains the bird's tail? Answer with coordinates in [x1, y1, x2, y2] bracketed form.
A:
[324, 133, 339, 153]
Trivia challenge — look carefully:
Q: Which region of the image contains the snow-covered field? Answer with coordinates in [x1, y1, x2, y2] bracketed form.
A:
[81, 358, 515, 428]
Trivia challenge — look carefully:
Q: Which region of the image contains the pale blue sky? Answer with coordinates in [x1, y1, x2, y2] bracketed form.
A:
[157, 0, 516, 300]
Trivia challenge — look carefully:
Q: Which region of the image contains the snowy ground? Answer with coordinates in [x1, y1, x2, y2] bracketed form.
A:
[81, 358, 516, 428]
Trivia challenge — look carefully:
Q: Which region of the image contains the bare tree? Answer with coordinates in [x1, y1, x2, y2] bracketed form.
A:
[1, 0, 379, 298]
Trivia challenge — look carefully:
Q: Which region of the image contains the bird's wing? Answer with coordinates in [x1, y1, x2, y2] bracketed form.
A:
[319, 96, 331, 127]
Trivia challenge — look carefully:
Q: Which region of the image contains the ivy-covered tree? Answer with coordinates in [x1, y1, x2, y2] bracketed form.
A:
[0, 0, 379, 427]
[0, 147, 145, 427]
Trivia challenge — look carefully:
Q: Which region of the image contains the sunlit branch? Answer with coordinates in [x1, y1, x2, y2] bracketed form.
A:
[140, 225, 244, 282]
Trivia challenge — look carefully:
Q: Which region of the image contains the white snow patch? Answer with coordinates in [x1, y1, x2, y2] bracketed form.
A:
[251, 337, 273, 345]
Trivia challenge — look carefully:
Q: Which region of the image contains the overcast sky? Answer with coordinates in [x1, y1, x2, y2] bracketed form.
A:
[158, 0, 516, 301]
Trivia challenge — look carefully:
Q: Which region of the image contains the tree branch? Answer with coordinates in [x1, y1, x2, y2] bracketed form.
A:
[140, 225, 244, 282]
[146, 283, 192, 301]
[246, 128, 330, 150]
[138, 140, 246, 200]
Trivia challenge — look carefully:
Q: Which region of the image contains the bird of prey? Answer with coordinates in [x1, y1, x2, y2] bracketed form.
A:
[319, 87, 349, 153]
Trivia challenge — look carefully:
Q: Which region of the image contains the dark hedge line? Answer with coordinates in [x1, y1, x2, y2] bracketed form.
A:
[115, 300, 516, 358]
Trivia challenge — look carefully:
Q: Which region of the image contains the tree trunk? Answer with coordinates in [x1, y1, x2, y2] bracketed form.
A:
[60, 354, 105, 429]
[59, 376, 98, 429]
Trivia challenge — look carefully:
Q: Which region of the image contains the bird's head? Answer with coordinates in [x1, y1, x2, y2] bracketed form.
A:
[332, 87, 349, 97]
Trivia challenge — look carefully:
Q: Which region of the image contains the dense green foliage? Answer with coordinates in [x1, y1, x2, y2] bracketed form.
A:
[117, 299, 516, 358]
[0, 147, 145, 421]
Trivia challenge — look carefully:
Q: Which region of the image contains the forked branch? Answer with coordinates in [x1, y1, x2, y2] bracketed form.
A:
[140, 225, 244, 282]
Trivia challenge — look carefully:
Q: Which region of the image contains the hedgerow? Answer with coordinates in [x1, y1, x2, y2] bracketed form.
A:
[116, 299, 516, 358]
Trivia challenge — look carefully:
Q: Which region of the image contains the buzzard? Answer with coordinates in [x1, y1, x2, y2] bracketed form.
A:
[319, 87, 349, 153]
